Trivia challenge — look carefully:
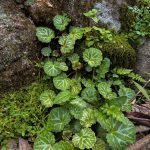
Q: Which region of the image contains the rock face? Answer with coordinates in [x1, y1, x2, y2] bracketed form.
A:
[135, 38, 150, 79]
[27, 0, 135, 30]
[0, 0, 39, 92]
[28, 0, 60, 24]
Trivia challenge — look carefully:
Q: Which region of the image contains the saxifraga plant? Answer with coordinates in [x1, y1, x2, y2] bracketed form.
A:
[34, 14, 146, 150]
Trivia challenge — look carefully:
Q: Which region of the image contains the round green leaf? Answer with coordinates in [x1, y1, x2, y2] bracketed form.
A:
[68, 53, 79, 63]
[70, 79, 82, 96]
[85, 65, 93, 72]
[106, 119, 136, 150]
[92, 139, 106, 150]
[69, 97, 88, 119]
[54, 90, 72, 105]
[44, 61, 61, 77]
[41, 47, 52, 57]
[83, 48, 103, 67]
[119, 87, 135, 101]
[39, 90, 56, 107]
[69, 27, 84, 40]
[59, 62, 68, 71]
[59, 35, 75, 54]
[36, 27, 55, 43]
[53, 76, 70, 90]
[97, 82, 117, 100]
[81, 79, 95, 87]
[81, 87, 98, 103]
[47, 107, 71, 132]
[96, 58, 110, 79]
[53, 141, 74, 150]
[80, 108, 97, 128]
[53, 15, 71, 31]
[34, 131, 55, 150]
[72, 128, 96, 149]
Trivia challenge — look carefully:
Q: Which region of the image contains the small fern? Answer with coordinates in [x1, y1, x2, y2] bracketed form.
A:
[113, 67, 146, 82]
[128, 72, 146, 82]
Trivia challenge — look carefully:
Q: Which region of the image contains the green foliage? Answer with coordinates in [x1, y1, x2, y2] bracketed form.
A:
[84, 9, 99, 23]
[0, 81, 49, 142]
[33, 14, 140, 150]
[97, 82, 117, 100]
[44, 61, 68, 77]
[69, 27, 84, 40]
[93, 35, 136, 67]
[96, 58, 110, 79]
[59, 35, 75, 54]
[83, 48, 103, 67]
[92, 139, 106, 150]
[36, 27, 55, 43]
[80, 108, 97, 127]
[34, 131, 55, 150]
[113, 67, 146, 82]
[54, 90, 72, 104]
[47, 107, 71, 132]
[34, 130, 74, 150]
[93, 26, 113, 42]
[41, 47, 52, 57]
[53, 15, 71, 31]
[121, 0, 150, 44]
[106, 118, 136, 150]
[53, 141, 74, 150]
[81, 87, 98, 103]
[72, 128, 96, 149]
[39, 90, 56, 107]
[53, 75, 70, 90]
[133, 81, 150, 101]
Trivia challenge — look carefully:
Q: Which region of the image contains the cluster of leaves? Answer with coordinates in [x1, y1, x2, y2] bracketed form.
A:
[125, 0, 150, 44]
[83, 9, 99, 23]
[33, 14, 146, 150]
[0, 81, 49, 143]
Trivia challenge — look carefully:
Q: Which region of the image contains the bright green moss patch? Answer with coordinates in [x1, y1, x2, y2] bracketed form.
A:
[0, 80, 49, 143]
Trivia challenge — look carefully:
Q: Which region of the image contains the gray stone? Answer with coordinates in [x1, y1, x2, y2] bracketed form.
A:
[0, 0, 39, 92]
[135, 38, 150, 79]
[27, 0, 134, 30]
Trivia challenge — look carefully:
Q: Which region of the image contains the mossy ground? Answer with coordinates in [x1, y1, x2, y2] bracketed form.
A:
[0, 79, 50, 143]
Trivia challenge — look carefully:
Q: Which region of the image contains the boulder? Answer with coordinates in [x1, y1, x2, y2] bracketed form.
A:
[0, 0, 39, 92]
[135, 38, 150, 79]
[28, 0, 60, 24]
[27, 0, 135, 30]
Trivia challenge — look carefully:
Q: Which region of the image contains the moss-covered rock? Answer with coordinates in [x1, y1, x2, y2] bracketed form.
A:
[80, 30, 136, 68]
[96, 35, 136, 67]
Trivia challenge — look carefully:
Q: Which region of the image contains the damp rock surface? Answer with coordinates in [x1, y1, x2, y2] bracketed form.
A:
[0, 0, 39, 92]
[28, 0, 60, 24]
[135, 38, 150, 79]
[27, 0, 134, 30]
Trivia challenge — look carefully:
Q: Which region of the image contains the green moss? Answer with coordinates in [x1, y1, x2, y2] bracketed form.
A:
[120, 4, 135, 33]
[0, 79, 50, 143]
[95, 35, 136, 67]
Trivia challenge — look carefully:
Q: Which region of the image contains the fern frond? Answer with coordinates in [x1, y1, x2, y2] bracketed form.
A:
[128, 72, 146, 82]
[113, 68, 132, 75]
